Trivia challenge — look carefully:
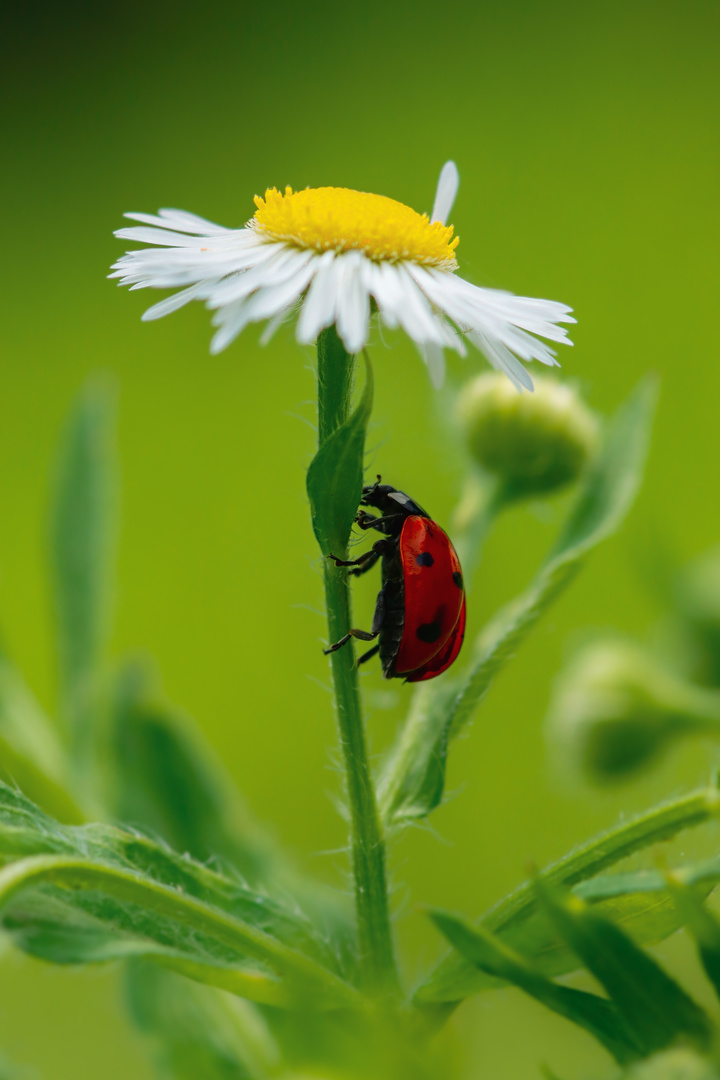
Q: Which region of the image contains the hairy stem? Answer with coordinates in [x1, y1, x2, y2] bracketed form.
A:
[315, 327, 399, 995]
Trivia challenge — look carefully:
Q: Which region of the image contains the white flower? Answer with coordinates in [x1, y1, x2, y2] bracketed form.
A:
[110, 162, 574, 390]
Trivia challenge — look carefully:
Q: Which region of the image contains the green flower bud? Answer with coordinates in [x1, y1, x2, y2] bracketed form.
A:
[622, 1048, 720, 1080]
[674, 544, 720, 687]
[457, 373, 599, 499]
[546, 640, 720, 783]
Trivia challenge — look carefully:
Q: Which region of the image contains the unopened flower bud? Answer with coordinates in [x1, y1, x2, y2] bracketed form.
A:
[457, 373, 598, 499]
[673, 545, 720, 687]
[546, 640, 720, 783]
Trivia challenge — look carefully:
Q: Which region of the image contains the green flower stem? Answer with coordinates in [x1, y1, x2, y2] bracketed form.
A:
[315, 327, 399, 996]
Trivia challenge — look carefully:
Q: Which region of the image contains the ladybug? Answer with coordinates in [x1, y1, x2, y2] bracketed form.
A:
[324, 478, 466, 682]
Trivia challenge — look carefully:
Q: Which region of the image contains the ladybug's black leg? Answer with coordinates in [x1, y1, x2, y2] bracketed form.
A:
[324, 585, 387, 658]
[328, 539, 388, 572]
[323, 628, 378, 655]
[355, 512, 400, 533]
[357, 644, 380, 665]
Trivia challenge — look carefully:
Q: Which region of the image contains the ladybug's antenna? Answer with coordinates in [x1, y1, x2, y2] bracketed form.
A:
[362, 475, 382, 500]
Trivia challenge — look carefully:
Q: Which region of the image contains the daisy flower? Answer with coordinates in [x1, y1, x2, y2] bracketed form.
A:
[110, 162, 574, 390]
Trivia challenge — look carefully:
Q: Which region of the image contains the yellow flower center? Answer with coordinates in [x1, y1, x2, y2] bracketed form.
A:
[252, 186, 459, 266]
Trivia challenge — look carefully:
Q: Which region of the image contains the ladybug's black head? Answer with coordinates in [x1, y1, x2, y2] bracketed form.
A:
[361, 478, 430, 519]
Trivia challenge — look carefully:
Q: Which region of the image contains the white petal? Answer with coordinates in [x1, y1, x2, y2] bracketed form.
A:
[259, 305, 293, 345]
[206, 247, 312, 308]
[467, 329, 534, 391]
[335, 253, 371, 354]
[419, 342, 446, 388]
[296, 252, 340, 343]
[141, 281, 217, 321]
[240, 259, 316, 322]
[123, 209, 231, 235]
[210, 298, 255, 353]
[114, 225, 215, 247]
[431, 161, 459, 225]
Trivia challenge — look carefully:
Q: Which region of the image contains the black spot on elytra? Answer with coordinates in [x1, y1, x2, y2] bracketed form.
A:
[416, 552, 434, 567]
[416, 618, 443, 643]
[453, 571, 463, 588]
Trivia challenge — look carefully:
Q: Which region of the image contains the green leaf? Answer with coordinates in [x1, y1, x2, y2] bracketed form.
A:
[50, 380, 115, 740]
[665, 874, 720, 1004]
[110, 662, 356, 975]
[0, 782, 360, 1010]
[533, 880, 711, 1054]
[430, 909, 641, 1064]
[125, 959, 278, 1079]
[378, 377, 658, 828]
[415, 781, 720, 1004]
[307, 355, 373, 556]
[0, 1052, 30, 1080]
[111, 662, 279, 883]
[0, 647, 82, 823]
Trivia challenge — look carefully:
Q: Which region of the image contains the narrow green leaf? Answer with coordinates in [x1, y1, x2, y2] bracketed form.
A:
[533, 880, 711, 1054]
[666, 875, 720, 1003]
[415, 781, 720, 1004]
[125, 959, 278, 1079]
[430, 909, 641, 1063]
[112, 662, 279, 882]
[110, 662, 356, 975]
[0, 853, 360, 1010]
[0, 647, 82, 823]
[50, 380, 115, 738]
[379, 377, 658, 828]
[307, 355, 373, 556]
[0, 782, 360, 1010]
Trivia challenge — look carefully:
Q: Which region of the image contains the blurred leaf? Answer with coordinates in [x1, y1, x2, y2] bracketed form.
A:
[126, 958, 278, 1079]
[110, 662, 356, 980]
[430, 909, 641, 1064]
[0, 782, 360, 1010]
[533, 880, 711, 1054]
[50, 380, 115, 743]
[415, 781, 720, 1004]
[307, 355, 373, 556]
[666, 875, 720, 1003]
[379, 377, 658, 828]
[112, 662, 279, 882]
[0, 1052, 30, 1080]
[620, 1048, 720, 1080]
[0, 647, 82, 823]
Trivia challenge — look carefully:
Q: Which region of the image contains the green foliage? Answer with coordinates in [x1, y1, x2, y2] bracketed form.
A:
[533, 880, 711, 1053]
[666, 875, 720, 1002]
[307, 351, 373, 557]
[429, 909, 641, 1063]
[50, 380, 115, 743]
[378, 377, 658, 828]
[0, 647, 82, 823]
[111, 662, 278, 883]
[0, 782, 359, 1010]
[416, 781, 720, 1003]
[621, 1048, 720, 1080]
[125, 959, 278, 1079]
[0, 367, 705, 1080]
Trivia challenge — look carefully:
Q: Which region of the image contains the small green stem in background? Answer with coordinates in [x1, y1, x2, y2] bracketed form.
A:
[315, 327, 399, 996]
[452, 470, 506, 582]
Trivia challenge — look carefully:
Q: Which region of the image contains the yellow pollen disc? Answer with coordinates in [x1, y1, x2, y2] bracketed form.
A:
[252, 186, 459, 266]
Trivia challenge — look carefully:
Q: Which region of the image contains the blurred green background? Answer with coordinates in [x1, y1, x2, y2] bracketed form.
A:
[2, 0, 720, 1075]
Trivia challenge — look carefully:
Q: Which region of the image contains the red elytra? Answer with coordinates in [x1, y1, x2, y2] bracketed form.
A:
[406, 594, 467, 683]
[394, 517, 465, 675]
[324, 480, 466, 682]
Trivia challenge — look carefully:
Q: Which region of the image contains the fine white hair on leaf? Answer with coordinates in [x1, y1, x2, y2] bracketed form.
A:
[431, 161, 460, 225]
